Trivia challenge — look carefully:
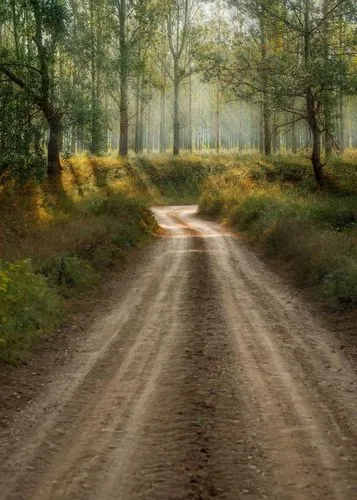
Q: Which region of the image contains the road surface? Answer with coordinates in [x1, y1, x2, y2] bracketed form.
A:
[0, 205, 357, 499]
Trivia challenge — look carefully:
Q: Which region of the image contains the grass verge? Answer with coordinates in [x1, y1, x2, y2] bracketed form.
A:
[199, 154, 357, 311]
[0, 156, 157, 364]
[135, 154, 228, 204]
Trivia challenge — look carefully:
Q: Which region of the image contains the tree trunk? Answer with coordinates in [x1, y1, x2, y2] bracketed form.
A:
[47, 115, 62, 177]
[322, 0, 333, 160]
[307, 91, 324, 187]
[119, 0, 129, 157]
[291, 115, 298, 153]
[260, 17, 271, 156]
[135, 73, 141, 153]
[272, 112, 280, 153]
[304, 0, 324, 187]
[119, 71, 128, 156]
[146, 100, 152, 153]
[188, 73, 193, 152]
[311, 125, 324, 186]
[324, 101, 333, 158]
[259, 105, 264, 153]
[263, 97, 271, 155]
[215, 81, 220, 153]
[89, 0, 100, 154]
[139, 91, 144, 153]
[173, 58, 180, 156]
[160, 85, 166, 153]
[339, 96, 345, 152]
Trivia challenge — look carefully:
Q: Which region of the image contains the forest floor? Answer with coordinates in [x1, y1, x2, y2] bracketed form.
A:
[1, 205, 357, 500]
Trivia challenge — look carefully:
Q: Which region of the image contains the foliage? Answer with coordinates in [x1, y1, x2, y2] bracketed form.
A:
[199, 156, 357, 310]
[136, 154, 227, 202]
[0, 156, 158, 363]
[0, 259, 62, 364]
[40, 255, 99, 296]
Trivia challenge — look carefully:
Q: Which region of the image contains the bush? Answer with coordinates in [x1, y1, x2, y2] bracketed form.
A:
[0, 259, 62, 364]
[85, 193, 157, 248]
[199, 157, 357, 311]
[40, 255, 99, 296]
[0, 163, 159, 363]
[136, 155, 226, 202]
[322, 257, 357, 309]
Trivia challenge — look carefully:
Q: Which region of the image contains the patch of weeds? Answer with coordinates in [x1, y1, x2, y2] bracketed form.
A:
[199, 156, 357, 311]
[40, 255, 99, 297]
[0, 259, 62, 364]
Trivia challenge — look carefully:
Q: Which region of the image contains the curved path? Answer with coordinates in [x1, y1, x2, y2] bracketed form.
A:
[0, 205, 357, 499]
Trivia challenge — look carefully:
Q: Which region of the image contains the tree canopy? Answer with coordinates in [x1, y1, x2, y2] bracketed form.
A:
[0, 0, 357, 185]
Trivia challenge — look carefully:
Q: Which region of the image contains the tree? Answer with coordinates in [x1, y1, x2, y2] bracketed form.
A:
[268, 0, 357, 185]
[223, 0, 357, 185]
[167, 0, 197, 155]
[0, 0, 67, 181]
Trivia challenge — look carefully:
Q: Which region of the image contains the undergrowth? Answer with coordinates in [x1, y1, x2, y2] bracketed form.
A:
[0, 260, 61, 364]
[2, 151, 357, 362]
[199, 154, 357, 311]
[0, 157, 157, 364]
[135, 154, 227, 203]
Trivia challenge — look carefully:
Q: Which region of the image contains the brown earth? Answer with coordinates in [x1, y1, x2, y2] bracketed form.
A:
[0, 205, 357, 500]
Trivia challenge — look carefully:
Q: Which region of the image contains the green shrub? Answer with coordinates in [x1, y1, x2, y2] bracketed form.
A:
[85, 193, 157, 244]
[0, 160, 159, 364]
[40, 255, 99, 296]
[304, 199, 357, 230]
[198, 190, 225, 217]
[322, 257, 357, 309]
[0, 259, 62, 364]
[136, 155, 226, 202]
[199, 157, 357, 311]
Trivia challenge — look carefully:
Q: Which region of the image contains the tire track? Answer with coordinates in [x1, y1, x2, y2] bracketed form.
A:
[180, 206, 357, 499]
[1, 205, 357, 500]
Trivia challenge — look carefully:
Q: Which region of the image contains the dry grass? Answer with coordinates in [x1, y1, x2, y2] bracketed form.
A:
[199, 154, 357, 310]
[0, 156, 157, 363]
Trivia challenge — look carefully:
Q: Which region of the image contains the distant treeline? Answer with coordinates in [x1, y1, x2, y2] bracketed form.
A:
[1, 0, 357, 186]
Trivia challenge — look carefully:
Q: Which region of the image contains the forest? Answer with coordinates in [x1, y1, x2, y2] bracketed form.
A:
[0, 0, 357, 184]
[0, 0, 357, 364]
[2, 3, 357, 497]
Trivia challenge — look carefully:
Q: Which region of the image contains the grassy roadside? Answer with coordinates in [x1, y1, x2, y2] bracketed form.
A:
[0, 156, 157, 364]
[1, 152, 224, 363]
[3, 151, 357, 362]
[199, 154, 357, 312]
[134, 154, 228, 204]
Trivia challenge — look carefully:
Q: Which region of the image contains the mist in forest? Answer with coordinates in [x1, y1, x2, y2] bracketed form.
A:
[1, 0, 357, 183]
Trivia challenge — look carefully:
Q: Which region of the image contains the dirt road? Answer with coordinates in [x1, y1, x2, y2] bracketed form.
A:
[1, 205, 357, 500]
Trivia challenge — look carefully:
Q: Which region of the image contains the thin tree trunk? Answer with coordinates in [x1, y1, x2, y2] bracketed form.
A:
[47, 114, 62, 177]
[260, 17, 271, 156]
[173, 58, 180, 156]
[311, 122, 324, 186]
[304, 0, 324, 186]
[135, 73, 141, 153]
[263, 98, 271, 155]
[160, 56, 167, 153]
[188, 73, 193, 152]
[339, 96, 345, 152]
[160, 85, 166, 153]
[323, 0, 333, 159]
[291, 113, 298, 153]
[147, 99, 152, 153]
[272, 112, 280, 153]
[89, 0, 99, 154]
[119, 0, 129, 157]
[259, 105, 264, 153]
[215, 81, 220, 153]
[324, 104, 333, 158]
